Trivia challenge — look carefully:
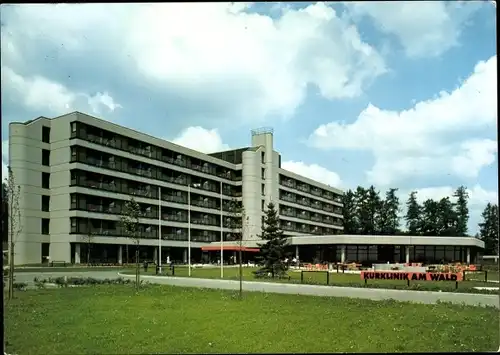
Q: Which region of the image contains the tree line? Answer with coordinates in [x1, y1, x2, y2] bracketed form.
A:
[342, 185, 498, 254]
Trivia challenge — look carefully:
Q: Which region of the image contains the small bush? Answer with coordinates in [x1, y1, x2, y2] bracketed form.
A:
[13, 282, 28, 291]
[33, 276, 135, 287]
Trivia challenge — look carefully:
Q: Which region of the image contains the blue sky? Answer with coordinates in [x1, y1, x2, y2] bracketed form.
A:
[1, 2, 497, 233]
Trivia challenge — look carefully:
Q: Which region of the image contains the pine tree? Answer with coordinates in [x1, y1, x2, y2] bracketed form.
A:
[436, 197, 457, 236]
[379, 188, 401, 235]
[453, 186, 469, 236]
[405, 191, 421, 235]
[356, 186, 381, 234]
[478, 203, 499, 255]
[256, 202, 290, 278]
[420, 199, 439, 235]
[342, 190, 358, 234]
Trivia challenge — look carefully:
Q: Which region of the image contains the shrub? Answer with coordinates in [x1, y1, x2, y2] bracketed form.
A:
[13, 282, 28, 291]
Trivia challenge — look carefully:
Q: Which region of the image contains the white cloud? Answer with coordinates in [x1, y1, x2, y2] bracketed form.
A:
[281, 161, 342, 188]
[308, 55, 497, 186]
[2, 3, 386, 122]
[346, 1, 482, 58]
[2, 66, 75, 114]
[2, 140, 8, 183]
[87, 92, 123, 115]
[1, 66, 121, 116]
[172, 127, 229, 154]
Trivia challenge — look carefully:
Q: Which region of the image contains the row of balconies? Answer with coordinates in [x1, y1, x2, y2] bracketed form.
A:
[280, 193, 339, 213]
[279, 208, 341, 225]
[71, 169, 242, 200]
[280, 178, 342, 203]
[75, 151, 240, 196]
[76, 123, 242, 181]
[280, 221, 339, 235]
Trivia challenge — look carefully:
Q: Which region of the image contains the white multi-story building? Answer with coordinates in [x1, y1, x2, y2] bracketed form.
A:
[8, 112, 343, 265]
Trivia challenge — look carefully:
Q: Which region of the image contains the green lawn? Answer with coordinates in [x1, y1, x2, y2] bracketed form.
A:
[122, 266, 497, 294]
[4, 285, 498, 354]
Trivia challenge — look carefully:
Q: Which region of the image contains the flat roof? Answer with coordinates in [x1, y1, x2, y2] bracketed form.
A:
[208, 234, 484, 249]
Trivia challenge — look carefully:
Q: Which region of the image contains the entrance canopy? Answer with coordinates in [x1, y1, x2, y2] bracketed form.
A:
[201, 245, 260, 253]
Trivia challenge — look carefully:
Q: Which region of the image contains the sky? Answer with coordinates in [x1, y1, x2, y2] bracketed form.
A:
[1, 2, 497, 234]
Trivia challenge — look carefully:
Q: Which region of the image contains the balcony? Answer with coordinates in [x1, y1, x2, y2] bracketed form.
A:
[297, 184, 310, 193]
[191, 218, 219, 227]
[297, 212, 310, 220]
[281, 209, 296, 218]
[281, 179, 295, 188]
[311, 214, 322, 222]
[296, 198, 310, 207]
[322, 204, 334, 213]
[281, 194, 295, 203]
[162, 214, 188, 223]
[80, 179, 119, 193]
[311, 188, 322, 197]
[281, 223, 295, 232]
[164, 195, 187, 204]
[311, 202, 322, 210]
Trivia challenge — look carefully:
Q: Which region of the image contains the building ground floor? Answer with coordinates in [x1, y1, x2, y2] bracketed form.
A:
[9, 234, 484, 266]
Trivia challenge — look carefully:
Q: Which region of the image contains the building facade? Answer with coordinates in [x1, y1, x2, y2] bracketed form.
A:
[8, 112, 343, 265]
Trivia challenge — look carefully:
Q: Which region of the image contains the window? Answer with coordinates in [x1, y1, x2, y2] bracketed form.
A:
[261, 184, 265, 196]
[261, 168, 265, 179]
[42, 172, 50, 189]
[41, 218, 50, 235]
[42, 126, 51, 143]
[71, 147, 77, 162]
[70, 218, 77, 233]
[261, 200, 265, 211]
[41, 195, 50, 212]
[42, 149, 50, 166]
[70, 122, 77, 138]
[70, 194, 77, 209]
[261, 151, 265, 164]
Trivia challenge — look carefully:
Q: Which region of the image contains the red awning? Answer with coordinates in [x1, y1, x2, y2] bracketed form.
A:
[201, 246, 260, 253]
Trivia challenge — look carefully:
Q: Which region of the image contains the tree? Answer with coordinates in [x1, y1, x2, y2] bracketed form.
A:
[420, 199, 439, 235]
[120, 198, 142, 290]
[405, 191, 422, 235]
[436, 197, 457, 236]
[453, 186, 469, 236]
[478, 203, 499, 255]
[379, 188, 401, 235]
[342, 189, 358, 234]
[6, 167, 22, 300]
[83, 217, 95, 265]
[256, 202, 289, 278]
[225, 199, 248, 298]
[355, 186, 382, 234]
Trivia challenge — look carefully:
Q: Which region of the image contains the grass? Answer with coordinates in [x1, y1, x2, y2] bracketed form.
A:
[122, 266, 498, 294]
[4, 285, 498, 354]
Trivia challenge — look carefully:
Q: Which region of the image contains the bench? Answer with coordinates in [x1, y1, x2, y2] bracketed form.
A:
[50, 261, 67, 267]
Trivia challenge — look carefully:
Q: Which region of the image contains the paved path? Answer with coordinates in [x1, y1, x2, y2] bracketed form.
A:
[14, 270, 499, 308]
[117, 273, 500, 308]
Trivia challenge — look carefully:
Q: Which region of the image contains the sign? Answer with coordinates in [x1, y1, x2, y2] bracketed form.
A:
[361, 271, 463, 282]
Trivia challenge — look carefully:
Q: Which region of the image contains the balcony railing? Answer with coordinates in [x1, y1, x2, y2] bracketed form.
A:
[281, 195, 295, 203]
[281, 180, 295, 188]
[162, 214, 188, 223]
[78, 130, 243, 182]
[296, 199, 310, 207]
[280, 210, 296, 218]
